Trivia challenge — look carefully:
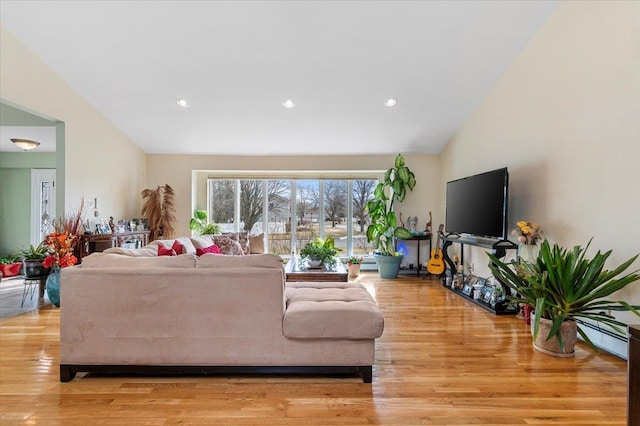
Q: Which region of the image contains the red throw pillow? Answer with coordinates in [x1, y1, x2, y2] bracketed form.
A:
[196, 244, 222, 256]
[172, 240, 185, 255]
[158, 245, 177, 256]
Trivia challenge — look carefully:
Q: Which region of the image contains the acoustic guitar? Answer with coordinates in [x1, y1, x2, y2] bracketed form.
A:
[427, 224, 445, 275]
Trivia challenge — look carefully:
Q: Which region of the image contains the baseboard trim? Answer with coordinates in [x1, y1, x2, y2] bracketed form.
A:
[60, 364, 373, 383]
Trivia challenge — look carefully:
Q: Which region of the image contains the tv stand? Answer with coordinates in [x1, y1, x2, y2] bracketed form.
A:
[441, 234, 518, 315]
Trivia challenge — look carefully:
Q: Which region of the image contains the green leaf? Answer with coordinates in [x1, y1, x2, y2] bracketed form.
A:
[395, 154, 405, 168]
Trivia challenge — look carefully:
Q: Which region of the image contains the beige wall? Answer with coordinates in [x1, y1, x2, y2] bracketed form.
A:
[0, 26, 146, 226]
[439, 1, 640, 323]
[147, 154, 440, 262]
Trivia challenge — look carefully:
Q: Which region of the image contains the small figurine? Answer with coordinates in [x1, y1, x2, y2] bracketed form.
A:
[407, 216, 418, 233]
[109, 216, 115, 232]
[425, 211, 432, 233]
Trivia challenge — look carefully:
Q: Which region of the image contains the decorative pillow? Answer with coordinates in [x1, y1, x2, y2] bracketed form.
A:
[158, 245, 177, 256]
[196, 244, 222, 256]
[249, 233, 265, 254]
[190, 235, 215, 249]
[172, 240, 185, 254]
[221, 232, 250, 255]
[211, 236, 245, 256]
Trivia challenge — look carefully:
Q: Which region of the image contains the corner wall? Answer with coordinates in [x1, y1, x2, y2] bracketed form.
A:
[439, 1, 640, 341]
[0, 26, 146, 225]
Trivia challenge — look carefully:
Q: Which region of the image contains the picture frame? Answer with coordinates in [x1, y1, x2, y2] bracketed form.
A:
[481, 284, 494, 303]
[462, 283, 472, 296]
[99, 219, 112, 234]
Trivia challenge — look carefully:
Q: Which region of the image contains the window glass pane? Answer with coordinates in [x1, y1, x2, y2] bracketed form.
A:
[267, 179, 291, 254]
[296, 179, 320, 248]
[239, 179, 263, 233]
[209, 179, 235, 232]
[352, 179, 377, 255]
[324, 180, 348, 254]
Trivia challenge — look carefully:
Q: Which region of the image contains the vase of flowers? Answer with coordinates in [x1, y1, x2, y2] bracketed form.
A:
[513, 220, 543, 263]
[43, 232, 78, 307]
[347, 256, 363, 279]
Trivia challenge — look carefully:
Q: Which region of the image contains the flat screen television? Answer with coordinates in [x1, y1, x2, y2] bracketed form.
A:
[445, 167, 509, 240]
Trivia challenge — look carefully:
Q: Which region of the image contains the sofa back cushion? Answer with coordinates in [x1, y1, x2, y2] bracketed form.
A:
[197, 253, 283, 269]
[80, 253, 197, 268]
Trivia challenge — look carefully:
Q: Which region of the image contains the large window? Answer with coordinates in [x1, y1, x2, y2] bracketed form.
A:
[207, 177, 377, 257]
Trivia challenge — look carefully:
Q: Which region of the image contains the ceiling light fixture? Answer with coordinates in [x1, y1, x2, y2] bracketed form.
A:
[385, 98, 398, 107]
[283, 99, 296, 109]
[11, 138, 40, 151]
[176, 98, 190, 108]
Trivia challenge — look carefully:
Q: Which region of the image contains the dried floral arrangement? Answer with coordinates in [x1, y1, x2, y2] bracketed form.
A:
[141, 184, 177, 241]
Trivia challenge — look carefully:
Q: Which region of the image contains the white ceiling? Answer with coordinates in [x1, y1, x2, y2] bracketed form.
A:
[0, 1, 557, 156]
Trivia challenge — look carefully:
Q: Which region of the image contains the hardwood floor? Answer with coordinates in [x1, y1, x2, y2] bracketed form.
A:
[0, 273, 630, 425]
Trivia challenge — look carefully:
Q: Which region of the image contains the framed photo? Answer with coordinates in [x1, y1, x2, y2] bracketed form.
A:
[481, 284, 494, 303]
[462, 283, 472, 296]
[99, 219, 111, 234]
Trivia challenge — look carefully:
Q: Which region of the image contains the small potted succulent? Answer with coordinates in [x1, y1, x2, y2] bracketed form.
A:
[347, 256, 363, 279]
[0, 253, 23, 278]
[21, 243, 51, 278]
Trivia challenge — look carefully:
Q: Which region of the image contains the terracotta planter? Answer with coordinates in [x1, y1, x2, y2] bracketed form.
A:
[533, 317, 577, 357]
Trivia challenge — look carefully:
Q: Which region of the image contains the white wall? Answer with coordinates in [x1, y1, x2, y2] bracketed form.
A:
[439, 1, 640, 328]
[147, 154, 440, 264]
[0, 26, 146, 225]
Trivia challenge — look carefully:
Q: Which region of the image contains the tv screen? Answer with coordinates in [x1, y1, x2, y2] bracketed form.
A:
[445, 168, 509, 240]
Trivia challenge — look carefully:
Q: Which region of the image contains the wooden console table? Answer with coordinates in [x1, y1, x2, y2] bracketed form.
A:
[79, 231, 150, 259]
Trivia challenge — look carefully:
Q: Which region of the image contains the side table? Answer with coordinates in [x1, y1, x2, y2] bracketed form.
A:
[21, 276, 48, 307]
[397, 233, 432, 277]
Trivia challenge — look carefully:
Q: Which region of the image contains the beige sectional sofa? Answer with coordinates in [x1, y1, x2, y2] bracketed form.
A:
[60, 251, 384, 383]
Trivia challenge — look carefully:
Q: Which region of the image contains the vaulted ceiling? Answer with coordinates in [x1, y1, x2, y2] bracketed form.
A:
[0, 1, 557, 156]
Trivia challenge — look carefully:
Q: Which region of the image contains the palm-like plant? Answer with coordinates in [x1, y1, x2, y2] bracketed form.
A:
[488, 239, 640, 353]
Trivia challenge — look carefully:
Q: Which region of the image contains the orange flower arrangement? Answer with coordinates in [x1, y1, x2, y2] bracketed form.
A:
[42, 232, 78, 269]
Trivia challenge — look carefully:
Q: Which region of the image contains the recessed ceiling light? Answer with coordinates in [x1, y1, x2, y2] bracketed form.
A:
[176, 98, 190, 108]
[385, 98, 398, 107]
[283, 99, 296, 109]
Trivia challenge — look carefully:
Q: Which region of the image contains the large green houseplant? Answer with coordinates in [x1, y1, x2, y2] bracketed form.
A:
[366, 154, 416, 279]
[189, 209, 221, 236]
[488, 239, 640, 356]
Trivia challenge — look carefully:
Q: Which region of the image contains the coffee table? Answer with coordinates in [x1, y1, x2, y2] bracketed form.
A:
[284, 257, 348, 282]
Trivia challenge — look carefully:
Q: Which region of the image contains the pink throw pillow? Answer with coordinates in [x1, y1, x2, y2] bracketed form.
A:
[196, 244, 222, 256]
[172, 240, 185, 254]
[158, 245, 177, 256]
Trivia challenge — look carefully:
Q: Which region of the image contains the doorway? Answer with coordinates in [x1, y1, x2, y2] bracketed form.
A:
[31, 169, 56, 246]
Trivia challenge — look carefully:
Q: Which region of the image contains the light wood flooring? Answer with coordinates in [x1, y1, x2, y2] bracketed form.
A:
[0, 273, 630, 425]
[0, 275, 51, 321]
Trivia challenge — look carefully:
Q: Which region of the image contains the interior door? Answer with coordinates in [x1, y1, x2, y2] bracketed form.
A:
[31, 169, 56, 246]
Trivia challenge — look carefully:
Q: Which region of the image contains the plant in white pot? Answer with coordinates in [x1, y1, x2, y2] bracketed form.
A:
[366, 154, 416, 279]
[488, 239, 640, 357]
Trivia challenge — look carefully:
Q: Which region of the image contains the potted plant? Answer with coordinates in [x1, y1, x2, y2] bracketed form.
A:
[299, 237, 339, 268]
[366, 154, 416, 279]
[189, 209, 221, 236]
[347, 256, 363, 279]
[0, 254, 22, 278]
[488, 239, 640, 357]
[21, 243, 51, 278]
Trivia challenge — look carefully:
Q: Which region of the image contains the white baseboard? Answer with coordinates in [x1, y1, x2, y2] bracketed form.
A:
[577, 320, 628, 360]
